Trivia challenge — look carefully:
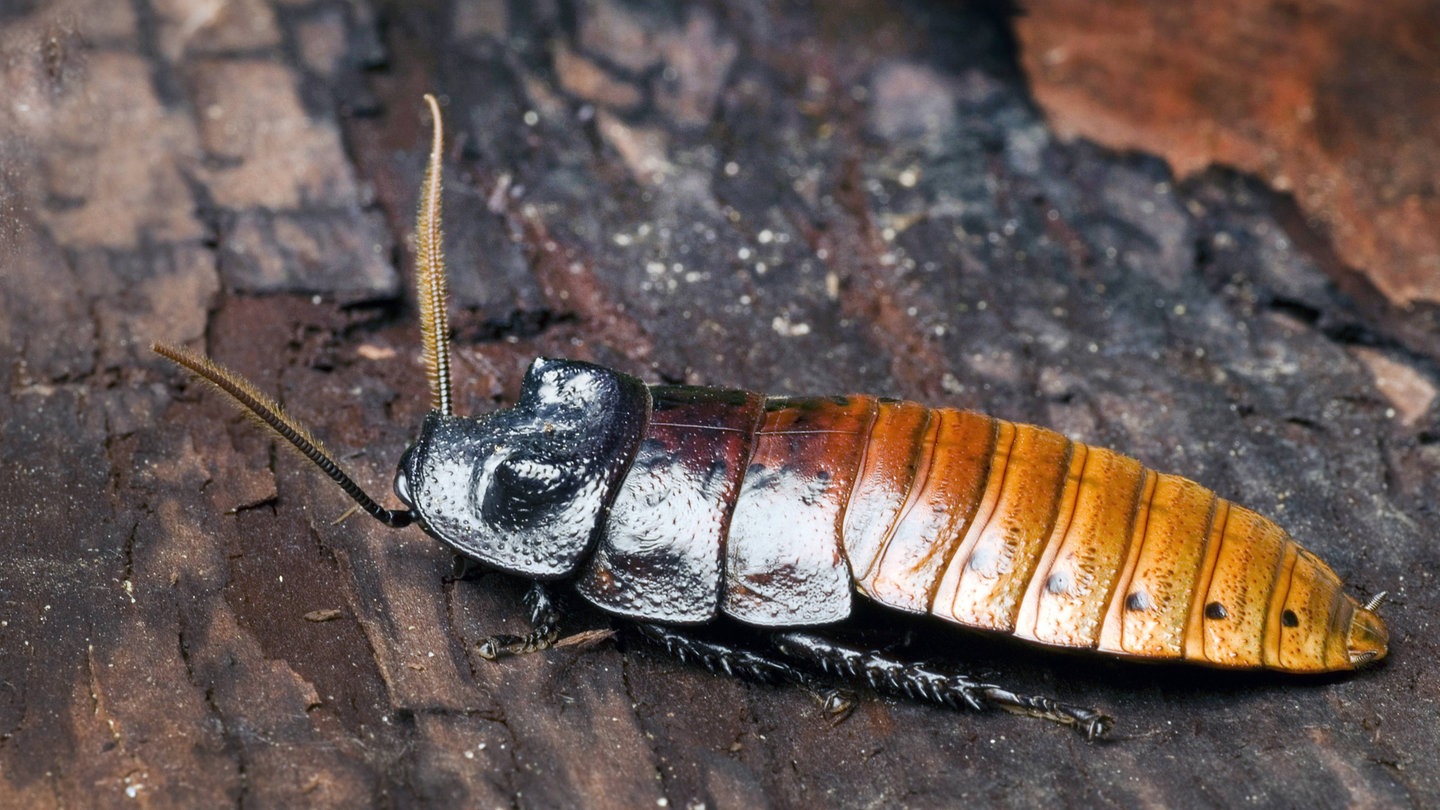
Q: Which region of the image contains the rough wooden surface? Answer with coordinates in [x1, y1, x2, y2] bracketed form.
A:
[1, 0, 1438, 806]
[1016, 0, 1440, 309]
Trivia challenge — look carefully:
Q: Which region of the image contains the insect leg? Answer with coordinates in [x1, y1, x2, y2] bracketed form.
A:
[633, 623, 797, 683]
[451, 554, 480, 579]
[770, 632, 1113, 740]
[477, 581, 563, 660]
[632, 624, 861, 721]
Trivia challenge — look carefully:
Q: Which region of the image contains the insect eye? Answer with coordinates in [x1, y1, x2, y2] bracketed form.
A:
[394, 446, 416, 507]
[394, 469, 412, 507]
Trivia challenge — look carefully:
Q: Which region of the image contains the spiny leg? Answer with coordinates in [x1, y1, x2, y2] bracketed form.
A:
[969, 684, 1113, 740]
[632, 623, 796, 683]
[632, 624, 858, 721]
[477, 581, 562, 660]
[770, 632, 1113, 741]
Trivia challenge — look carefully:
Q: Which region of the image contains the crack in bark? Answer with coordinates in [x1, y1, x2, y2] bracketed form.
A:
[83, 643, 123, 752]
[174, 609, 246, 808]
[616, 637, 679, 809]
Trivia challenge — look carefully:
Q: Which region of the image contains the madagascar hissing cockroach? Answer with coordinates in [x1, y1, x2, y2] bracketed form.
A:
[153, 95, 1388, 741]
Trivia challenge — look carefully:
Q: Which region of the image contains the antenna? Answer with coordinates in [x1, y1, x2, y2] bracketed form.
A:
[152, 343, 413, 528]
[416, 93, 454, 416]
[151, 93, 462, 528]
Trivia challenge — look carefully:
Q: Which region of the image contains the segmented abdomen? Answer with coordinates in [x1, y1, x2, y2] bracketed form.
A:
[727, 395, 1363, 672]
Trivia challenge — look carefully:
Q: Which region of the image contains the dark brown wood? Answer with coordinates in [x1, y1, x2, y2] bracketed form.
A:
[1, 0, 1436, 806]
[1016, 0, 1440, 311]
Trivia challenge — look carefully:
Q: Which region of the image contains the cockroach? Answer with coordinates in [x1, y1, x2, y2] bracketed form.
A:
[154, 95, 1388, 741]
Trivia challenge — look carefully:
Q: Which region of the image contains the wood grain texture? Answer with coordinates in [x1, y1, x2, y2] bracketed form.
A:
[1016, 0, 1440, 309]
[1, 0, 1437, 807]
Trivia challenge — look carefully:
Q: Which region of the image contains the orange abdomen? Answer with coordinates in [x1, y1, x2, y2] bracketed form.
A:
[837, 399, 1379, 672]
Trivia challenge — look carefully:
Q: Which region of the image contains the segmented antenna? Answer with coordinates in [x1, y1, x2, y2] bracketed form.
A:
[417, 93, 454, 416]
[153, 342, 413, 528]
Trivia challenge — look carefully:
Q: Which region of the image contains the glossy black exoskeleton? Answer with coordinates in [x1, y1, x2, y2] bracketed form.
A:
[396, 357, 650, 578]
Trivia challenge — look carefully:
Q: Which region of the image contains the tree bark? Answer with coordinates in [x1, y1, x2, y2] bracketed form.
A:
[0, 1, 1435, 807]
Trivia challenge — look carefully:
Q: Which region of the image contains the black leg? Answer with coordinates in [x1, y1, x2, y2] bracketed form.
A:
[770, 632, 1113, 740]
[633, 624, 859, 720]
[451, 554, 480, 579]
[477, 581, 562, 660]
[633, 624, 1110, 739]
[632, 623, 798, 683]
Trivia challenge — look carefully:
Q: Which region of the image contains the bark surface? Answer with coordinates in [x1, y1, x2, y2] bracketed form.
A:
[1, 1, 1436, 807]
